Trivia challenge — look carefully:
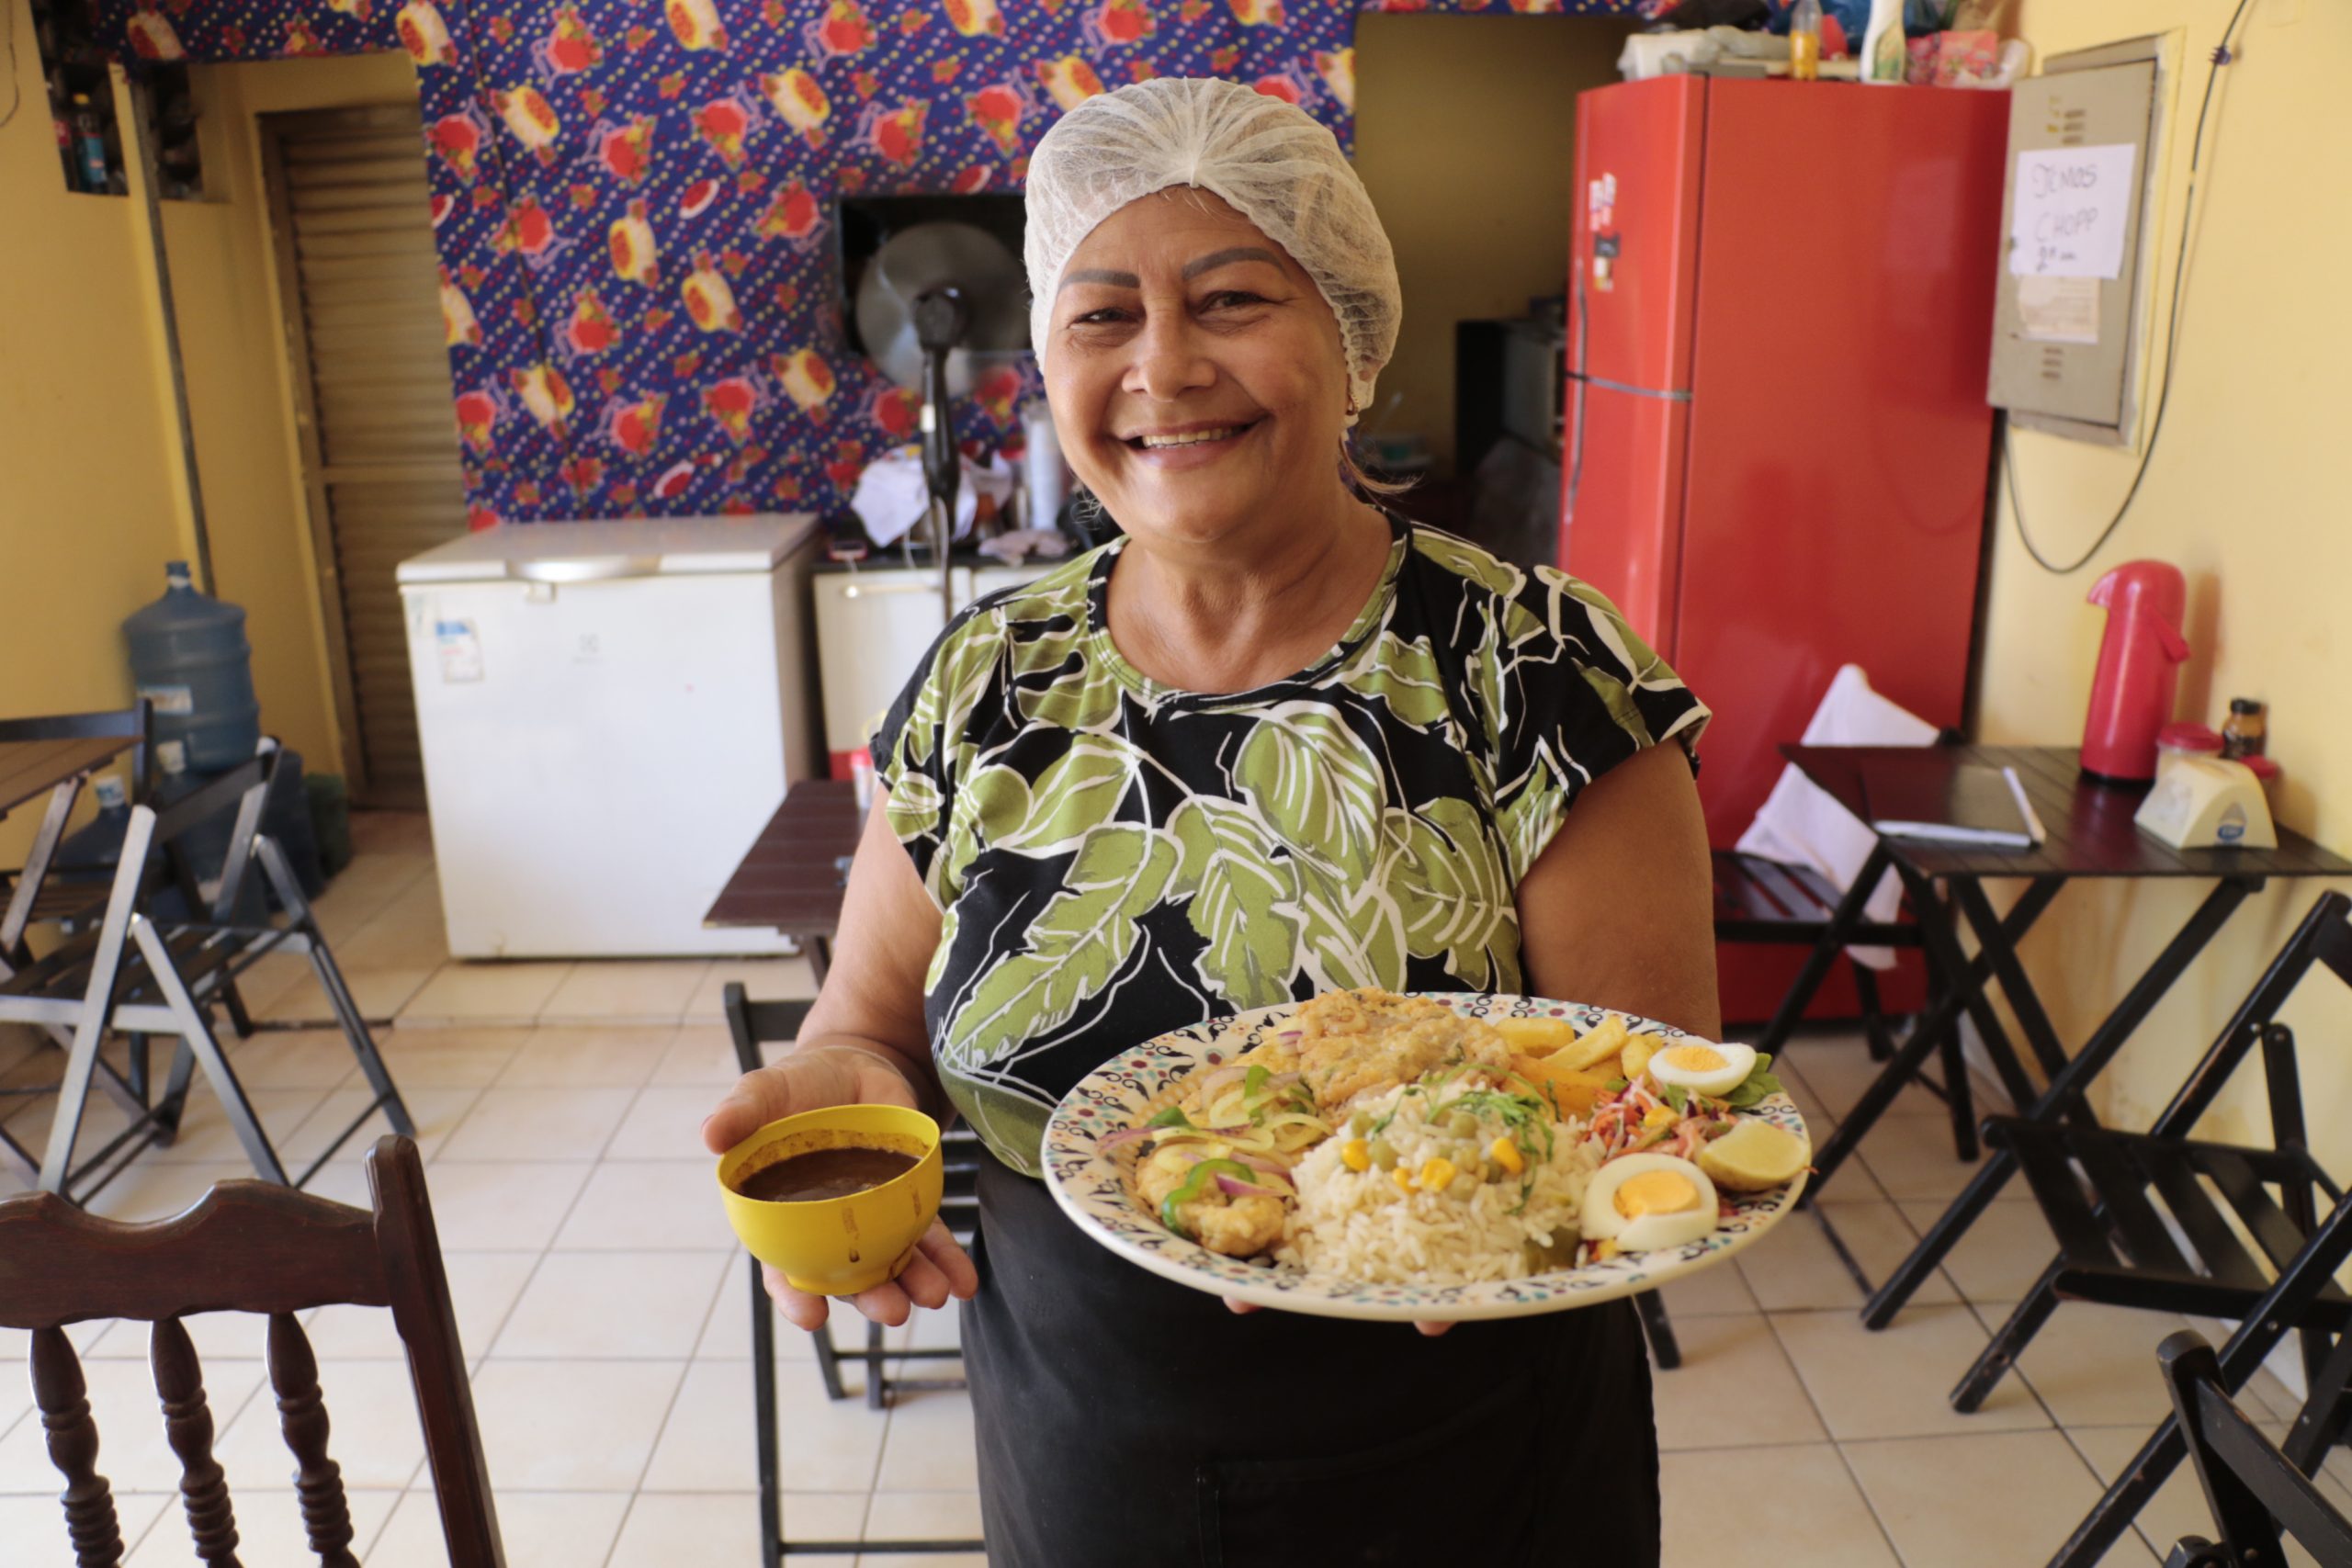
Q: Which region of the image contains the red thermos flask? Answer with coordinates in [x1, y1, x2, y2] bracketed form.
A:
[2080, 560, 2189, 784]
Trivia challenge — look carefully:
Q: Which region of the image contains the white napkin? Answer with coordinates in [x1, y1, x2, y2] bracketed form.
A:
[1735, 664, 1939, 969]
[850, 447, 1016, 548]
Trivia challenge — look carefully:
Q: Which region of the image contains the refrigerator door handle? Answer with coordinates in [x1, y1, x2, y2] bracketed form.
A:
[505, 556, 663, 584]
[1563, 370, 1692, 401]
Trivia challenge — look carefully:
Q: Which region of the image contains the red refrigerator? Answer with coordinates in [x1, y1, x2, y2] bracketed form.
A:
[1562, 76, 2008, 1023]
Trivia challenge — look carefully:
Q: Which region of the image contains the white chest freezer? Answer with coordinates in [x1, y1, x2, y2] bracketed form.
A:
[397, 517, 819, 958]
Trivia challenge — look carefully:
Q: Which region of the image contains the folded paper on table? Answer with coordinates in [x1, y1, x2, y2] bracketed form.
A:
[1736, 664, 1938, 969]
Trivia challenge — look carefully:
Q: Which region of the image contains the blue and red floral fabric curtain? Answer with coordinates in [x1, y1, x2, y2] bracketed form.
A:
[107, 0, 1642, 523]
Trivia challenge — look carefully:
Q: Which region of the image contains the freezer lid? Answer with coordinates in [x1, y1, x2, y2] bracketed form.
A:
[396, 514, 820, 584]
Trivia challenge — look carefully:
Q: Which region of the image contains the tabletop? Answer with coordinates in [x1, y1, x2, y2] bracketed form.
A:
[704, 779, 862, 931]
[1784, 743, 2352, 882]
[0, 737, 139, 818]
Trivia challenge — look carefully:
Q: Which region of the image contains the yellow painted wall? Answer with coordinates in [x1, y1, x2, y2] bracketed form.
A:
[0, 7, 187, 861]
[1353, 15, 1635, 473]
[0, 17, 415, 862]
[1981, 0, 2350, 1150]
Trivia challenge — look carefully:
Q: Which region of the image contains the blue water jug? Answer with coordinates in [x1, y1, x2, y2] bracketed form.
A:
[123, 562, 263, 774]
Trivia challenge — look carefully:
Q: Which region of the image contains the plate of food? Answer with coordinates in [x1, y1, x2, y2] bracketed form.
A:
[1041, 989, 1812, 1322]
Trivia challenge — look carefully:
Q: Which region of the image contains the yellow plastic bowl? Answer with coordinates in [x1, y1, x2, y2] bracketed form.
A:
[716, 1104, 944, 1297]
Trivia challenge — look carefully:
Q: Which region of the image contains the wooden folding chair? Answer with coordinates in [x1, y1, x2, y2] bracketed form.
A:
[2155, 1331, 2352, 1568]
[4, 746, 414, 1201]
[0, 1134, 503, 1567]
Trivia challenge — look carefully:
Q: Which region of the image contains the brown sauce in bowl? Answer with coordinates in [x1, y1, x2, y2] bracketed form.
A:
[735, 1145, 920, 1203]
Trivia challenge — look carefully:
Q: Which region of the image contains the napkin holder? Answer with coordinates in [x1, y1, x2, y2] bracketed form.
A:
[2134, 756, 2276, 850]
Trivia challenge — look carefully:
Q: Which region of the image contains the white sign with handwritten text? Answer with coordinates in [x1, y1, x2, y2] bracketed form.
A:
[2008, 143, 2136, 279]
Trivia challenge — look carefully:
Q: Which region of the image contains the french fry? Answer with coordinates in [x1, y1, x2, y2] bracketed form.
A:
[1494, 1017, 1579, 1057]
[1554, 1013, 1631, 1072]
[1620, 1035, 1660, 1084]
[1509, 1054, 1615, 1118]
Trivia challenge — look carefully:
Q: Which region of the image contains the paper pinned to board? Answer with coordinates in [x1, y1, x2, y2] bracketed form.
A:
[2017, 275, 2100, 344]
[2009, 142, 2136, 278]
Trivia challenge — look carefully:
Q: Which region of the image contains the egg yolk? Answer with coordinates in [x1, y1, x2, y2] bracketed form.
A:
[1612, 1170, 1702, 1219]
[1660, 1044, 1727, 1073]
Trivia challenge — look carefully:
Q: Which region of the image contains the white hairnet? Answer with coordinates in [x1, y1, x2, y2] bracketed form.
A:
[1023, 77, 1400, 423]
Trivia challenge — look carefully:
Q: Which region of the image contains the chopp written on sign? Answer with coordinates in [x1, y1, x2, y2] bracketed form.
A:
[2008, 142, 2137, 279]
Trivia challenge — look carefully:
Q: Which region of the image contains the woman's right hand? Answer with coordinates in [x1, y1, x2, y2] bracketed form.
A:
[703, 1044, 979, 1333]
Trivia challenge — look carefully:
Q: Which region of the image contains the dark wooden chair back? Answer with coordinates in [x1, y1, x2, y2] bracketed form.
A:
[2159, 1330, 2352, 1568]
[0, 1135, 503, 1567]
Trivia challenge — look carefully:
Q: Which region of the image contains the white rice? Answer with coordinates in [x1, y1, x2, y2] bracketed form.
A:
[1275, 1080, 1600, 1285]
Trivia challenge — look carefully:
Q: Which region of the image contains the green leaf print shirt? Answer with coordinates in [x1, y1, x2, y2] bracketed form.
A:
[873, 515, 1710, 1177]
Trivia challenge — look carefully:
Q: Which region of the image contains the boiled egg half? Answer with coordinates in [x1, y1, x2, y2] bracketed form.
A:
[1581, 1153, 1719, 1253]
[1645, 1040, 1758, 1100]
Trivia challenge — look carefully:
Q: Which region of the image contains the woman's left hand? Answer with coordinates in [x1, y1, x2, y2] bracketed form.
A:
[1223, 1296, 1453, 1337]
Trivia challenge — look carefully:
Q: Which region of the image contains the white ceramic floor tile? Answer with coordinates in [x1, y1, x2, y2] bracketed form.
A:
[367, 1488, 631, 1568]
[213, 1359, 428, 1492]
[1899, 1195, 2061, 1305]
[1657, 1257, 1759, 1318]
[307, 855, 435, 935]
[606, 1489, 771, 1566]
[404, 1161, 593, 1253]
[220, 1031, 364, 1090]
[492, 1027, 673, 1089]
[397, 964, 576, 1029]
[141, 1088, 333, 1167]
[303, 1250, 540, 1364]
[1653, 1314, 1826, 1450]
[1993, 1298, 2195, 1428]
[346, 814, 435, 859]
[279, 1083, 482, 1170]
[436, 1086, 635, 1163]
[491, 1250, 730, 1360]
[1661, 1443, 1896, 1568]
[334, 886, 452, 972]
[687, 958, 819, 1020]
[874, 1392, 978, 1493]
[1770, 1303, 2049, 1440]
[466, 1359, 686, 1492]
[552, 1159, 740, 1252]
[604, 1084, 735, 1161]
[1856, 1112, 2018, 1203]
[641, 1357, 891, 1495]
[5, 1494, 173, 1568]
[650, 1025, 750, 1086]
[865, 1489, 984, 1542]
[1786, 1034, 1957, 1122]
[538, 963, 711, 1027]
[257, 967, 434, 1028]
[370, 1027, 531, 1089]
[0, 1358, 266, 1496]
[1735, 1200, 1958, 1314]
[1843, 1428, 2124, 1568]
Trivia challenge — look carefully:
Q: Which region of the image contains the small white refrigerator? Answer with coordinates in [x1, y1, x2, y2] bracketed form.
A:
[397, 516, 820, 958]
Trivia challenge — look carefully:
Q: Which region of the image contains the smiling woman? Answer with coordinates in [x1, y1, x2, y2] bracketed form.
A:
[703, 77, 1718, 1568]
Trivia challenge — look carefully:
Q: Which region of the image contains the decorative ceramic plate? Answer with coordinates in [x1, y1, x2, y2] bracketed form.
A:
[1042, 993, 1810, 1323]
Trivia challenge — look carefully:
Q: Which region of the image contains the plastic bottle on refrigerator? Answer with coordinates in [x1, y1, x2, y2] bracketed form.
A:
[70, 95, 108, 191]
[1788, 0, 1823, 80]
[122, 562, 263, 775]
[1860, 0, 1905, 84]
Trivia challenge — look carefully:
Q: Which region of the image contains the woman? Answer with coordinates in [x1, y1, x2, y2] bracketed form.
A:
[705, 78, 1716, 1565]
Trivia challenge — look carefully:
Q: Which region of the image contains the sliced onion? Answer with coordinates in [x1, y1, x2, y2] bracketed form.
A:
[1214, 1173, 1286, 1200]
[1098, 1125, 1157, 1151]
[1197, 1065, 1246, 1096]
[1275, 1029, 1303, 1041]
[1231, 1153, 1293, 1180]
[1261, 1071, 1303, 1089]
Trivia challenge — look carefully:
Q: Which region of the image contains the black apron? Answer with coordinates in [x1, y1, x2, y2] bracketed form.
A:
[961, 1151, 1662, 1568]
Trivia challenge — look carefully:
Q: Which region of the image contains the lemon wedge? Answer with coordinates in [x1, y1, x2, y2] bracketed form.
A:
[1697, 1118, 1811, 1192]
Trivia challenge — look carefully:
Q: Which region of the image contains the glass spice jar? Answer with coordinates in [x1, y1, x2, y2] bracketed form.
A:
[2221, 698, 2267, 761]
